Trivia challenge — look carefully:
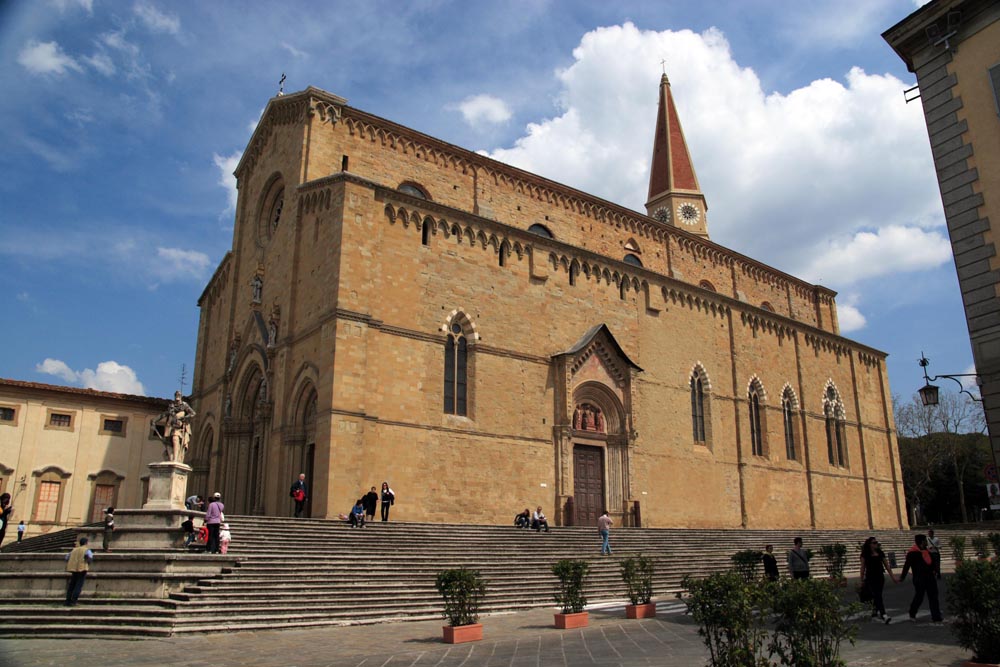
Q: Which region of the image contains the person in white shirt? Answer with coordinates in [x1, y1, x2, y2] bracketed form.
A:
[532, 506, 550, 532]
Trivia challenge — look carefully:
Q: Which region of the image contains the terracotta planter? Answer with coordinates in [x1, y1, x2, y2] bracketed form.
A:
[554, 611, 589, 629]
[442, 623, 482, 644]
[626, 602, 656, 619]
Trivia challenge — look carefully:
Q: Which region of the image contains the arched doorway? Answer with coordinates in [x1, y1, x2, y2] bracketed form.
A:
[286, 385, 317, 517]
[225, 364, 268, 514]
[571, 387, 628, 526]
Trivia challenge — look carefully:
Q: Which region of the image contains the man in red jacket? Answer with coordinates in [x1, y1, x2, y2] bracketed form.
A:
[899, 534, 943, 623]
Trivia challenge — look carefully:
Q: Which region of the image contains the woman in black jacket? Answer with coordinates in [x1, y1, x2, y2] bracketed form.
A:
[380, 482, 395, 522]
[860, 537, 896, 623]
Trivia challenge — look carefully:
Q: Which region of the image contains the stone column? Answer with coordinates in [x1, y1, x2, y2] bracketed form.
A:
[143, 461, 193, 510]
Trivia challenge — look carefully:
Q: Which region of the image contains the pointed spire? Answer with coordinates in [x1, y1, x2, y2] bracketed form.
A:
[645, 73, 708, 238]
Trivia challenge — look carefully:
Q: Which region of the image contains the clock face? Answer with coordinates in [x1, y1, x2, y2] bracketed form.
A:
[652, 206, 670, 223]
[678, 203, 700, 225]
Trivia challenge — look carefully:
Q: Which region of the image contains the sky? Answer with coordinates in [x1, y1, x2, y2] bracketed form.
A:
[0, 0, 976, 407]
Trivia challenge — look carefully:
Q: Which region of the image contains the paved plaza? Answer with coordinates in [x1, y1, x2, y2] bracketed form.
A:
[0, 577, 967, 667]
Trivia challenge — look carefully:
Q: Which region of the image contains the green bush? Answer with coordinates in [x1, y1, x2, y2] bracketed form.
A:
[768, 577, 860, 667]
[950, 535, 966, 562]
[731, 549, 764, 583]
[620, 554, 654, 605]
[972, 534, 991, 559]
[435, 567, 486, 627]
[947, 559, 1000, 664]
[819, 543, 848, 580]
[552, 559, 589, 614]
[988, 532, 1000, 559]
[680, 571, 771, 667]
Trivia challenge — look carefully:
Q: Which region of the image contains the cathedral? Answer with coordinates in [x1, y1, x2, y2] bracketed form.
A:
[189, 75, 906, 529]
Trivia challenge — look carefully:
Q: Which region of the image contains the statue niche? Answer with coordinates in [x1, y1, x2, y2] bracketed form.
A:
[573, 403, 606, 434]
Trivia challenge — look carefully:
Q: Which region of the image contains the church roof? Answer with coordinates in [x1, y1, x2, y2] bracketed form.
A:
[647, 73, 701, 202]
[555, 324, 643, 372]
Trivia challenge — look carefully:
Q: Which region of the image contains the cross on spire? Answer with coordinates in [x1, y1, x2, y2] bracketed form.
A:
[178, 364, 188, 392]
[278, 73, 286, 96]
[660, 58, 667, 75]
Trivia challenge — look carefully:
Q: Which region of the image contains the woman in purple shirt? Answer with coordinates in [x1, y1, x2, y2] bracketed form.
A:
[205, 492, 225, 553]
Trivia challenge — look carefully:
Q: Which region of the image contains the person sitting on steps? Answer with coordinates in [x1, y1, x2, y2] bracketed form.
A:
[349, 499, 366, 528]
[514, 508, 531, 529]
[532, 506, 550, 532]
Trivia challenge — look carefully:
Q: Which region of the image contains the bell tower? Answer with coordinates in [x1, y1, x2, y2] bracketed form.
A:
[645, 73, 709, 238]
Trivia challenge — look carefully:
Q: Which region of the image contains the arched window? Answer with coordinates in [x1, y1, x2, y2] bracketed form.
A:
[691, 375, 706, 443]
[824, 385, 847, 467]
[623, 254, 643, 267]
[761, 301, 775, 313]
[88, 470, 123, 523]
[749, 382, 764, 456]
[258, 176, 285, 243]
[528, 224, 553, 239]
[699, 280, 716, 293]
[569, 262, 578, 286]
[398, 182, 429, 199]
[782, 388, 797, 461]
[421, 222, 431, 246]
[444, 320, 469, 416]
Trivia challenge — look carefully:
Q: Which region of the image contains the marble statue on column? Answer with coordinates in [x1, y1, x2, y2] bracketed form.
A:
[151, 391, 197, 463]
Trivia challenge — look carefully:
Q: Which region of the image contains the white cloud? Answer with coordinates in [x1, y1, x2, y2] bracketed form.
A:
[452, 94, 512, 127]
[17, 40, 83, 76]
[36, 358, 146, 395]
[154, 247, 211, 281]
[281, 43, 308, 59]
[802, 225, 952, 285]
[483, 23, 946, 328]
[83, 52, 116, 76]
[133, 1, 181, 35]
[51, 0, 93, 12]
[213, 151, 241, 214]
[835, 294, 868, 333]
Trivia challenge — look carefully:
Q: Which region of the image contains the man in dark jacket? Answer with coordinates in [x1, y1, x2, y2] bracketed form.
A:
[290, 474, 308, 518]
[362, 487, 379, 522]
[899, 533, 943, 622]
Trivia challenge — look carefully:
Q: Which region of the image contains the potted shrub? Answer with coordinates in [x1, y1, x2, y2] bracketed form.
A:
[731, 549, 763, 583]
[947, 559, 1000, 666]
[988, 532, 1000, 560]
[620, 554, 655, 618]
[680, 571, 770, 666]
[951, 535, 967, 563]
[552, 559, 589, 628]
[435, 567, 486, 644]
[768, 577, 861, 667]
[973, 535, 991, 560]
[819, 543, 849, 585]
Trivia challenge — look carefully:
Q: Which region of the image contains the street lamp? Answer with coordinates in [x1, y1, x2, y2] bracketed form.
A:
[917, 352, 982, 406]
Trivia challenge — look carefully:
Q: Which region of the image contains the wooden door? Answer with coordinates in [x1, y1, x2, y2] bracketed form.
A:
[573, 445, 605, 526]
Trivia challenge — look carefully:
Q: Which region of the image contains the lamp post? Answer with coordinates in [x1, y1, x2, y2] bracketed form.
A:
[917, 353, 982, 406]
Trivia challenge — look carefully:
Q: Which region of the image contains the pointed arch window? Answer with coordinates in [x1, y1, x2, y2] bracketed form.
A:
[623, 254, 643, 267]
[528, 224, 553, 239]
[699, 280, 716, 293]
[444, 320, 469, 416]
[824, 385, 847, 467]
[398, 182, 429, 200]
[749, 384, 764, 457]
[691, 375, 706, 443]
[782, 388, 796, 461]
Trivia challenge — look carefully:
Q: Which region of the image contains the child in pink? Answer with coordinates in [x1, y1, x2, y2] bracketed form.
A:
[219, 523, 232, 554]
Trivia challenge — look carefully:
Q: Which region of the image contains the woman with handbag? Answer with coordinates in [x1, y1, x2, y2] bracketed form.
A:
[860, 536, 897, 624]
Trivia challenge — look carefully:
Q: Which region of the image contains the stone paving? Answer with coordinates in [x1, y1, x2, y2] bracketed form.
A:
[0, 577, 968, 667]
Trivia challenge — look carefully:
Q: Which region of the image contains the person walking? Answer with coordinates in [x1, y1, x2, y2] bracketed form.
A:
[899, 533, 943, 622]
[102, 507, 115, 552]
[17, 520, 25, 542]
[598, 510, 613, 555]
[65, 536, 94, 606]
[0, 492, 13, 547]
[860, 536, 897, 624]
[762, 545, 780, 581]
[205, 492, 225, 554]
[927, 528, 942, 579]
[380, 482, 395, 522]
[290, 474, 308, 518]
[363, 486, 379, 523]
[787, 537, 811, 579]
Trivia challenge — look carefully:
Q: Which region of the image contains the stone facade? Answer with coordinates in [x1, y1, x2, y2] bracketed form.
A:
[190, 81, 906, 529]
[0, 379, 169, 543]
[884, 0, 1000, 480]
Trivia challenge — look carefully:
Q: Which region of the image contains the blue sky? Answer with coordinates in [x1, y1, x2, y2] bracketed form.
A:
[0, 0, 973, 405]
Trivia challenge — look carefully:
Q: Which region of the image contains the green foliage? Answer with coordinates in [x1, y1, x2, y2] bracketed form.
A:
[680, 571, 771, 667]
[552, 559, 589, 614]
[819, 543, 848, 580]
[768, 578, 861, 667]
[947, 559, 1000, 663]
[896, 429, 992, 524]
[731, 549, 764, 583]
[988, 532, 1000, 558]
[619, 554, 654, 605]
[972, 534, 991, 559]
[435, 567, 486, 627]
[950, 535, 967, 562]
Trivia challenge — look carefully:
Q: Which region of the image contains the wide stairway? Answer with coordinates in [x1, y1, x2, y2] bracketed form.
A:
[0, 517, 977, 638]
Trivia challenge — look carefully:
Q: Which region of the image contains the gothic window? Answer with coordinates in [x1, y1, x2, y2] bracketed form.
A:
[748, 382, 764, 457]
[399, 182, 429, 199]
[421, 222, 431, 246]
[267, 189, 284, 231]
[444, 320, 469, 416]
[259, 177, 285, 242]
[528, 224, 553, 239]
[699, 280, 716, 293]
[691, 374, 706, 443]
[824, 385, 847, 467]
[782, 388, 796, 461]
[569, 263, 578, 286]
[760, 301, 775, 313]
[623, 254, 643, 267]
